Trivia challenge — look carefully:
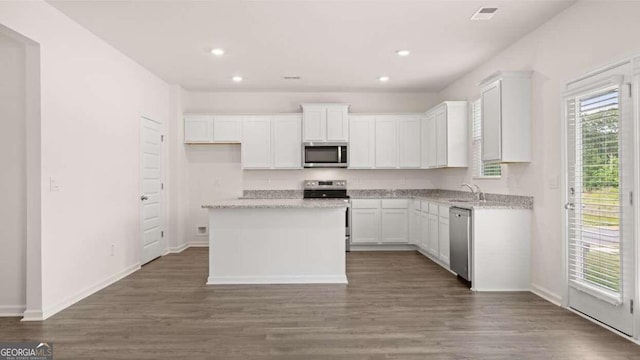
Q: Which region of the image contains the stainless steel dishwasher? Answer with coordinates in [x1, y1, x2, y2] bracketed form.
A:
[449, 207, 472, 282]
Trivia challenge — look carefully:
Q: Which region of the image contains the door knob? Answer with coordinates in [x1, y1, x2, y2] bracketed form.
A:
[564, 202, 575, 210]
[140, 195, 149, 201]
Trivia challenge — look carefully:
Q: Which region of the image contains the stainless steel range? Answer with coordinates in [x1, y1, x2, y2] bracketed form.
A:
[303, 180, 351, 251]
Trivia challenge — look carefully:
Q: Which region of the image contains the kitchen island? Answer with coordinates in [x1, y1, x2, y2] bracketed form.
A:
[203, 199, 349, 285]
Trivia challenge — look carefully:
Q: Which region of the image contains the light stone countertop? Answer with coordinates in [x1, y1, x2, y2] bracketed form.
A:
[202, 198, 349, 209]
[239, 189, 534, 210]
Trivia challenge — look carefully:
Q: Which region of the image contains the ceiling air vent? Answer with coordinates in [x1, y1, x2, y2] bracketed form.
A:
[470, 7, 498, 21]
[282, 76, 302, 80]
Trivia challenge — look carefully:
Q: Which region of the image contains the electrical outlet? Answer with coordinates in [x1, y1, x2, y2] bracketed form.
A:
[197, 226, 208, 236]
[49, 177, 60, 192]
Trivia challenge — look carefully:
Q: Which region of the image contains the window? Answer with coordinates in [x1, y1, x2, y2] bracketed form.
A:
[471, 98, 501, 178]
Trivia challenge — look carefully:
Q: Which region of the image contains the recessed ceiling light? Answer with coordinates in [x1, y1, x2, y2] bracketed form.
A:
[210, 48, 225, 56]
[470, 7, 498, 21]
[396, 50, 411, 57]
[232, 75, 243, 82]
[378, 76, 390, 82]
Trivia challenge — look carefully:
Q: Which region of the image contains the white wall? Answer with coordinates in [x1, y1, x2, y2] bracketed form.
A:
[0, 32, 26, 316]
[0, 1, 170, 319]
[436, 1, 640, 301]
[174, 91, 441, 245]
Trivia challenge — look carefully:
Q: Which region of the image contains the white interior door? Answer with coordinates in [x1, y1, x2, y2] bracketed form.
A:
[564, 62, 635, 336]
[140, 116, 164, 265]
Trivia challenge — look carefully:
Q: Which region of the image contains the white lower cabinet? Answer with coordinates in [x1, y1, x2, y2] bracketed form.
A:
[438, 205, 450, 266]
[380, 209, 408, 243]
[419, 210, 429, 251]
[351, 199, 409, 244]
[428, 213, 439, 256]
[351, 208, 380, 244]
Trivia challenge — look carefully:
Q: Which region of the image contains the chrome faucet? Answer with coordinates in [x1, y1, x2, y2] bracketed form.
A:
[461, 183, 475, 199]
[474, 184, 486, 203]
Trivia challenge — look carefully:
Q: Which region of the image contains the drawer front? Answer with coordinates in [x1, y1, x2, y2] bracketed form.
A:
[428, 203, 439, 214]
[381, 199, 409, 209]
[439, 205, 450, 219]
[413, 200, 422, 210]
[351, 199, 381, 209]
[420, 201, 430, 211]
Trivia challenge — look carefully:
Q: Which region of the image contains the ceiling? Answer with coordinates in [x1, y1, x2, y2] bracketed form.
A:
[48, 0, 575, 92]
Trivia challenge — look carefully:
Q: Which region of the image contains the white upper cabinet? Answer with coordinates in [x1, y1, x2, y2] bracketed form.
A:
[272, 115, 302, 169]
[420, 101, 468, 169]
[184, 115, 242, 143]
[374, 117, 398, 168]
[326, 106, 349, 141]
[480, 71, 532, 163]
[241, 116, 272, 169]
[349, 114, 423, 169]
[242, 115, 302, 169]
[398, 116, 421, 168]
[184, 115, 213, 143]
[435, 107, 448, 167]
[212, 116, 242, 142]
[301, 104, 349, 142]
[348, 115, 376, 169]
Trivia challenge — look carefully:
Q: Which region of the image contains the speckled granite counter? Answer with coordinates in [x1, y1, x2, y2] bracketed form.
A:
[239, 189, 533, 210]
[202, 198, 348, 209]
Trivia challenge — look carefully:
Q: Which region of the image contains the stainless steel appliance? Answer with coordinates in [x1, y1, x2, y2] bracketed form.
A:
[449, 207, 472, 282]
[303, 180, 351, 251]
[303, 142, 348, 168]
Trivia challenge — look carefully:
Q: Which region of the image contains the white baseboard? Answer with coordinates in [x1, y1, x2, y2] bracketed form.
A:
[165, 242, 190, 254]
[0, 305, 26, 317]
[207, 275, 348, 285]
[350, 244, 416, 251]
[188, 240, 209, 247]
[531, 282, 562, 306]
[21, 309, 44, 322]
[39, 262, 140, 321]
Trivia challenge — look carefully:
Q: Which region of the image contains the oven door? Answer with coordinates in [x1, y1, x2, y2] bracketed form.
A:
[303, 143, 348, 168]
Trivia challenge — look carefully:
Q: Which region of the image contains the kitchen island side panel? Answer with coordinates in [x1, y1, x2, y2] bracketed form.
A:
[207, 207, 347, 284]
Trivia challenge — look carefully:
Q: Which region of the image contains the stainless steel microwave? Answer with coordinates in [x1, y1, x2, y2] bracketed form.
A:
[303, 142, 348, 168]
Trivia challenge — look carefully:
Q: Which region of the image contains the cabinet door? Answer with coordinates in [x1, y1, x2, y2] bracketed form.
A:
[326, 106, 349, 141]
[428, 213, 439, 256]
[241, 117, 272, 169]
[398, 117, 421, 168]
[375, 117, 398, 168]
[481, 80, 502, 161]
[272, 116, 302, 169]
[427, 115, 437, 168]
[348, 116, 375, 169]
[380, 209, 408, 243]
[351, 209, 380, 244]
[438, 216, 450, 266]
[184, 115, 213, 143]
[435, 107, 447, 167]
[303, 106, 326, 141]
[213, 116, 242, 142]
[420, 116, 429, 168]
[420, 211, 429, 251]
[410, 209, 421, 245]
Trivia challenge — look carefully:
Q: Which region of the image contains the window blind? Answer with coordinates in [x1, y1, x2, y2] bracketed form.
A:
[471, 99, 501, 178]
[566, 87, 622, 302]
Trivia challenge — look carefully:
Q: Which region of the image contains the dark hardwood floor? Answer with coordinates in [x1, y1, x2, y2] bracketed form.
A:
[1, 249, 638, 359]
